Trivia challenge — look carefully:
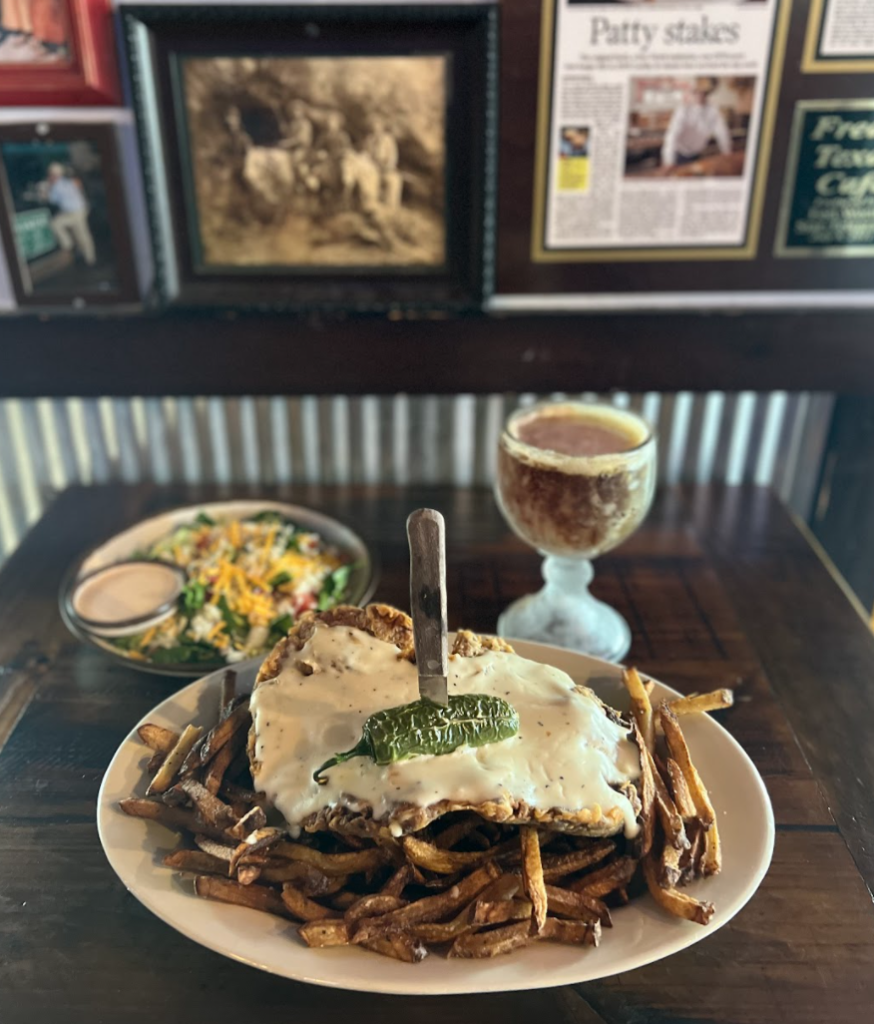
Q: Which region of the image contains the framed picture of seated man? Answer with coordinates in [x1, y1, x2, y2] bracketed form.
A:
[121, 4, 497, 311]
[0, 123, 138, 306]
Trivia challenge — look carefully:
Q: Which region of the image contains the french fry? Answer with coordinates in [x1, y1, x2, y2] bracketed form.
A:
[227, 805, 267, 840]
[682, 822, 705, 883]
[345, 894, 407, 928]
[194, 875, 293, 918]
[145, 724, 203, 795]
[401, 835, 492, 875]
[473, 899, 533, 926]
[380, 863, 416, 897]
[146, 751, 165, 775]
[271, 842, 386, 877]
[540, 841, 615, 882]
[434, 814, 482, 850]
[326, 890, 359, 911]
[540, 917, 601, 947]
[219, 669, 237, 718]
[298, 919, 351, 948]
[228, 827, 285, 874]
[643, 743, 688, 850]
[701, 818, 722, 876]
[281, 884, 341, 921]
[623, 667, 654, 753]
[408, 903, 476, 944]
[642, 856, 714, 925]
[659, 839, 683, 888]
[162, 849, 228, 876]
[193, 834, 235, 861]
[137, 723, 179, 754]
[449, 920, 533, 959]
[633, 722, 655, 859]
[520, 826, 548, 934]
[351, 863, 501, 942]
[659, 707, 716, 829]
[666, 758, 697, 821]
[236, 864, 262, 886]
[476, 875, 521, 903]
[199, 700, 251, 767]
[204, 727, 247, 796]
[409, 874, 520, 944]
[219, 779, 259, 805]
[544, 884, 612, 926]
[359, 934, 427, 963]
[118, 797, 227, 841]
[668, 689, 734, 716]
[172, 777, 237, 831]
[569, 856, 638, 897]
[179, 735, 207, 777]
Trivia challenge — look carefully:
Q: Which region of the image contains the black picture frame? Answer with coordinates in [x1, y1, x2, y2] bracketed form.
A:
[0, 122, 139, 308]
[121, 3, 497, 312]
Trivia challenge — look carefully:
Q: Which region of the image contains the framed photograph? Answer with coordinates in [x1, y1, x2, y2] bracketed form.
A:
[0, 123, 139, 306]
[0, 0, 121, 105]
[121, 4, 497, 311]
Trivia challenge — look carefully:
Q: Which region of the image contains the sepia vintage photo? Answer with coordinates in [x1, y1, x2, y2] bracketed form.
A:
[0, 138, 120, 296]
[624, 76, 756, 179]
[0, 0, 71, 63]
[180, 55, 447, 270]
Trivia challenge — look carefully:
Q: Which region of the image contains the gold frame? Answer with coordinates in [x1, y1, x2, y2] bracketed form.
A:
[774, 98, 874, 259]
[802, 0, 874, 74]
[530, 0, 792, 263]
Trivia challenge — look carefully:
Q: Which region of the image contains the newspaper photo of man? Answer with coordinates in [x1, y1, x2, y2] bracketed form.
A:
[625, 76, 755, 178]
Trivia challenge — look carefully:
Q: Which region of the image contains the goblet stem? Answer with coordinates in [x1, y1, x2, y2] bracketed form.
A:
[496, 554, 631, 662]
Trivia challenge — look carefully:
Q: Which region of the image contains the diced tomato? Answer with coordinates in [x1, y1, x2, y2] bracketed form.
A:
[294, 592, 317, 614]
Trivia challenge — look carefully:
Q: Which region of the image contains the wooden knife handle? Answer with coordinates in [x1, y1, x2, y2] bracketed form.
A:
[406, 508, 448, 678]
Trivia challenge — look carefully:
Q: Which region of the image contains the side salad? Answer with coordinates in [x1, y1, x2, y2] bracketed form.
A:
[111, 510, 352, 666]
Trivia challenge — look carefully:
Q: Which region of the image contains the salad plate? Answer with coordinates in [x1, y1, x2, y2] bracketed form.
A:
[60, 500, 376, 677]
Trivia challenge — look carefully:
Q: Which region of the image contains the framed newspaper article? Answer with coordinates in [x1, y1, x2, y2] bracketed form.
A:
[775, 100, 874, 259]
[531, 0, 791, 262]
[802, 0, 874, 74]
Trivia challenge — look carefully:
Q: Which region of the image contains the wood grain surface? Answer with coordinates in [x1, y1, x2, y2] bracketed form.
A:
[1, 483, 873, 1023]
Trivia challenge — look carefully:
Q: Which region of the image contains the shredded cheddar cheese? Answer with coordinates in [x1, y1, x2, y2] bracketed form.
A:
[114, 510, 351, 668]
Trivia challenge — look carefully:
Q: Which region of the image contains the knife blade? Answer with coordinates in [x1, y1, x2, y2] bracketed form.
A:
[406, 508, 449, 705]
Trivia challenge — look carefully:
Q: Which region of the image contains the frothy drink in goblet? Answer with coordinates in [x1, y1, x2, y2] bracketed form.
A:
[497, 403, 655, 558]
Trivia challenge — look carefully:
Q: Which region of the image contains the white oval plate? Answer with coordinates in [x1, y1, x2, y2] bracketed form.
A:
[97, 640, 774, 995]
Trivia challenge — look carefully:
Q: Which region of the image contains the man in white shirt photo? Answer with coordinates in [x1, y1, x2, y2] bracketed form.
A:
[661, 78, 732, 170]
[41, 162, 97, 266]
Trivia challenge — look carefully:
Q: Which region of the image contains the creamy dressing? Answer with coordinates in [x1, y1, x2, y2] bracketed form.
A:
[250, 624, 641, 837]
[73, 562, 182, 624]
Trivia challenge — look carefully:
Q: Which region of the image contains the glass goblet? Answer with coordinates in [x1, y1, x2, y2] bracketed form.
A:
[494, 400, 657, 662]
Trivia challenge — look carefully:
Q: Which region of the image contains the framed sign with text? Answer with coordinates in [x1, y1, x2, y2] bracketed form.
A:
[775, 100, 874, 259]
[802, 0, 874, 74]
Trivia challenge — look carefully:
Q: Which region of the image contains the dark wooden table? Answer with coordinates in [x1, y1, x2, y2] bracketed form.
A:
[2, 483, 873, 1024]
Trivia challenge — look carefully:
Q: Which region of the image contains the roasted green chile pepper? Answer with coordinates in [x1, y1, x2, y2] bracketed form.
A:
[313, 693, 519, 784]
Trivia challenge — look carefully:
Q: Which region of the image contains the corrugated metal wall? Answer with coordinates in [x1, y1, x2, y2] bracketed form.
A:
[0, 392, 834, 560]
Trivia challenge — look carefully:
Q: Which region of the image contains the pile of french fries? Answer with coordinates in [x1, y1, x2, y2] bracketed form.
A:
[120, 668, 732, 961]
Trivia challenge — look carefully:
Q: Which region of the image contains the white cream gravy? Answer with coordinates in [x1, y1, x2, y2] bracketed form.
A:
[250, 624, 641, 837]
